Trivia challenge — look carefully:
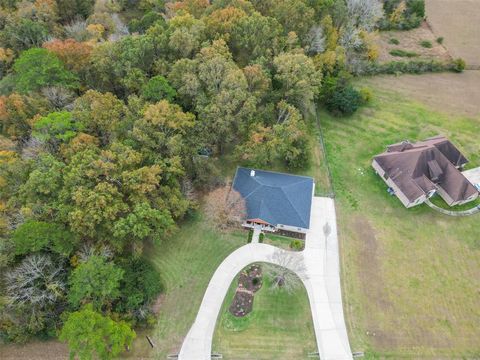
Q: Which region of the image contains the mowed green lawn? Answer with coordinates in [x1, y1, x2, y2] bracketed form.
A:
[124, 212, 246, 358]
[213, 271, 317, 359]
[322, 81, 480, 358]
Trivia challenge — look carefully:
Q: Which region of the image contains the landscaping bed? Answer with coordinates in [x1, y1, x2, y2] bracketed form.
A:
[229, 265, 262, 317]
[263, 234, 305, 251]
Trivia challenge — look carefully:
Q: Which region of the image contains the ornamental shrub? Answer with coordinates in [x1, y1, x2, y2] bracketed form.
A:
[451, 58, 466, 73]
[359, 87, 373, 104]
[259, 233, 265, 243]
[247, 230, 253, 243]
[420, 40, 432, 48]
[289, 239, 304, 251]
[389, 49, 418, 58]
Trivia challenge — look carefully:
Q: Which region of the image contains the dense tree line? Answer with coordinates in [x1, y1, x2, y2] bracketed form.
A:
[0, 0, 393, 358]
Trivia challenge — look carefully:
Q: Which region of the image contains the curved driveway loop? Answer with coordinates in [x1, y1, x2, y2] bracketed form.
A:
[178, 197, 352, 360]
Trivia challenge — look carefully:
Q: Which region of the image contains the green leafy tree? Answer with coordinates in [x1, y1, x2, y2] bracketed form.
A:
[33, 111, 82, 148]
[12, 220, 76, 256]
[274, 102, 310, 169]
[113, 202, 175, 245]
[322, 75, 363, 115]
[72, 90, 126, 145]
[167, 13, 206, 59]
[13, 48, 78, 94]
[132, 99, 195, 159]
[116, 258, 162, 313]
[60, 304, 135, 360]
[56, 0, 96, 23]
[231, 12, 284, 64]
[141, 75, 176, 102]
[1, 18, 49, 52]
[253, 0, 315, 37]
[68, 256, 124, 310]
[68, 182, 129, 241]
[273, 52, 322, 111]
[169, 40, 257, 154]
[88, 36, 155, 96]
[18, 154, 65, 214]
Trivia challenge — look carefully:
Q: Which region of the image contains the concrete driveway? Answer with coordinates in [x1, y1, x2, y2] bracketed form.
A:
[178, 197, 352, 360]
[463, 167, 480, 188]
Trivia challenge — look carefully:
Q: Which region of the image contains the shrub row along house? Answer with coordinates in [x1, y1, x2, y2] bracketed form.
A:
[232, 167, 314, 238]
[372, 136, 479, 207]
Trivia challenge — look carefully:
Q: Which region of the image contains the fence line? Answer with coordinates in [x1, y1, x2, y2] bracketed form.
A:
[313, 106, 336, 198]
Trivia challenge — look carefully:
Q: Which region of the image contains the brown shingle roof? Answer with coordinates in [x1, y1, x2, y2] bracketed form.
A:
[374, 136, 478, 204]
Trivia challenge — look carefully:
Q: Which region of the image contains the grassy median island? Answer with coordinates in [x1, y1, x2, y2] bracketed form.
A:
[213, 269, 317, 360]
[321, 82, 480, 357]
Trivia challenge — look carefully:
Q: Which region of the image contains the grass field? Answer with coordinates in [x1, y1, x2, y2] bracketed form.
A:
[322, 81, 480, 357]
[124, 212, 246, 358]
[212, 269, 317, 359]
[426, 0, 480, 67]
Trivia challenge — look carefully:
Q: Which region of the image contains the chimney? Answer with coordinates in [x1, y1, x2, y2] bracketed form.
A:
[250, 170, 255, 177]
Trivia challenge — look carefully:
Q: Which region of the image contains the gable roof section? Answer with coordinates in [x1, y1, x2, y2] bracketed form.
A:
[374, 136, 478, 204]
[232, 167, 314, 229]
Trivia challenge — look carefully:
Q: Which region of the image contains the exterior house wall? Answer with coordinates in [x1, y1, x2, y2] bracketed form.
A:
[242, 222, 308, 234]
[437, 186, 455, 206]
[276, 223, 308, 234]
[438, 186, 479, 206]
[242, 221, 276, 232]
[372, 160, 424, 208]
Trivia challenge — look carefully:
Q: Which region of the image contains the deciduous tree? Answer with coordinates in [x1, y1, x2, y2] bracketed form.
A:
[68, 255, 124, 310]
[12, 48, 78, 94]
[72, 90, 125, 145]
[273, 52, 322, 111]
[60, 304, 135, 360]
[204, 185, 246, 230]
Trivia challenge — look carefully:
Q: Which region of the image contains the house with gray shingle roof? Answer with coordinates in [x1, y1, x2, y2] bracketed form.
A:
[232, 167, 315, 236]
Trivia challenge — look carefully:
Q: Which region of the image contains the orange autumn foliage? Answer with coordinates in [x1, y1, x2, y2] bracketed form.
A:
[167, 0, 210, 18]
[43, 39, 93, 73]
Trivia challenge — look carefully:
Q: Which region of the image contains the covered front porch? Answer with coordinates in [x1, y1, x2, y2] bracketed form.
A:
[242, 218, 276, 233]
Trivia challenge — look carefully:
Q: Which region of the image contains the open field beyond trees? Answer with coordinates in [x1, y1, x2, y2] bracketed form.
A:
[365, 71, 480, 118]
[425, 0, 480, 67]
[377, 22, 450, 63]
[323, 79, 480, 358]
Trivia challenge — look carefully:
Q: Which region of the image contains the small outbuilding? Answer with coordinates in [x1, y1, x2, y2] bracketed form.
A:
[372, 135, 479, 207]
[232, 167, 315, 236]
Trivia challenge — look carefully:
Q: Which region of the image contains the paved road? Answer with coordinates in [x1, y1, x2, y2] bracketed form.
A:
[178, 197, 352, 360]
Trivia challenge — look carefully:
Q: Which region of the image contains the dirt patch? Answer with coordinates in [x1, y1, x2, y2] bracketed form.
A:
[377, 21, 450, 63]
[426, 0, 480, 67]
[229, 264, 262, 317]
[151, 293, 165, 315]
[0, 340, 68, 360]
[364, 71, 480, 118]
[352, 216, 397, 348]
